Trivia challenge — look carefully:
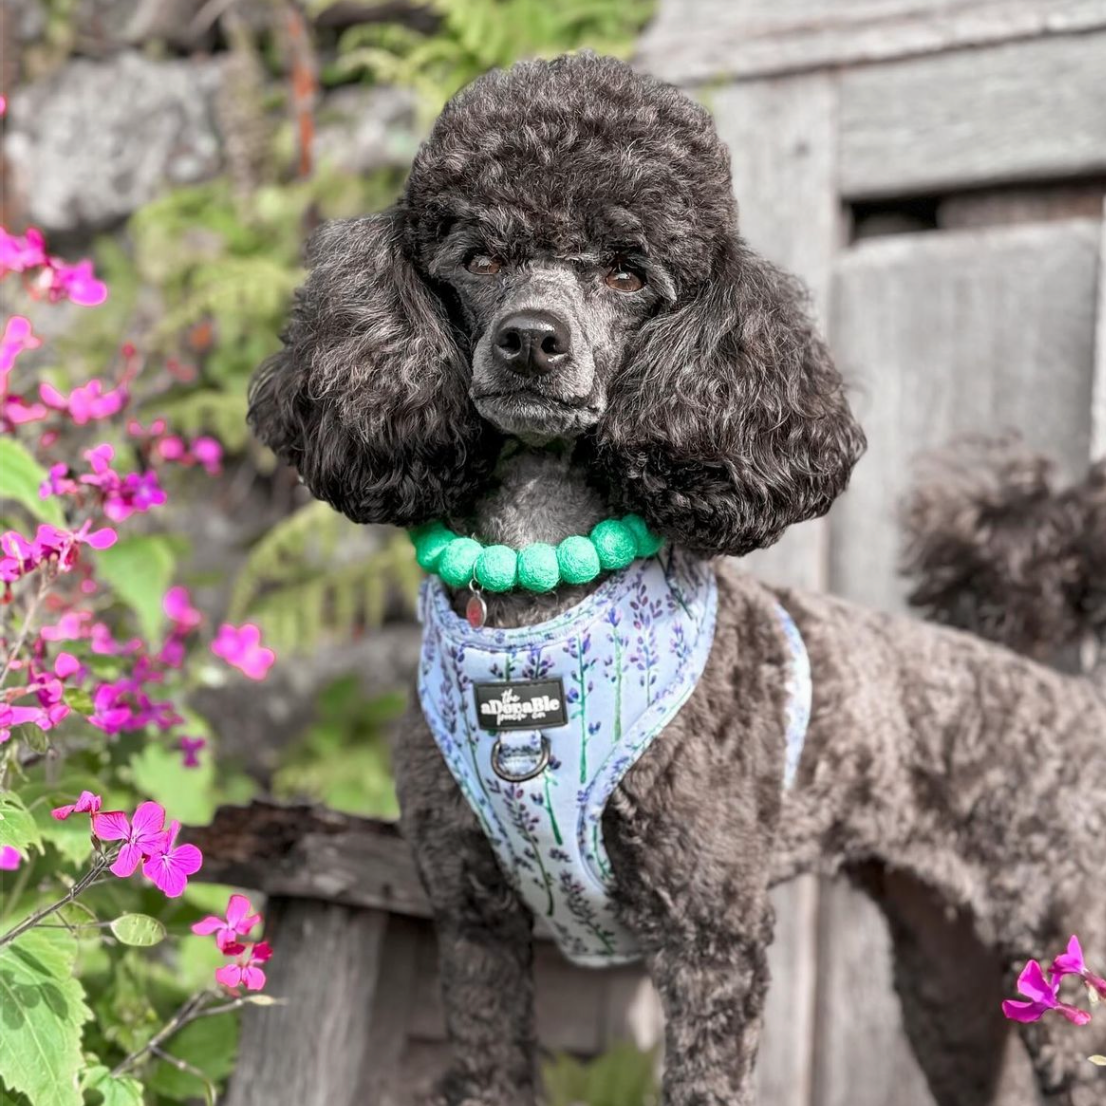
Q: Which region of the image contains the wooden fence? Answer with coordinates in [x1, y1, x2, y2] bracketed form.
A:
[204, 3, 1106, 1102]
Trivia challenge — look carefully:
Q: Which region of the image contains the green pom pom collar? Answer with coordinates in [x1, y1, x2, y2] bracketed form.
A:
[409, 515, 664, 595]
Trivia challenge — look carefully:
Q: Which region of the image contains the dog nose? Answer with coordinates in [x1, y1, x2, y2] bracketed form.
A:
[492, 311, 572, 378]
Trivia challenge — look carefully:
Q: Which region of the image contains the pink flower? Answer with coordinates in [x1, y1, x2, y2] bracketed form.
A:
[0, 316, 41, 375]
[88, 682, 135, 734]
[92, 800, 168, 878]
[0, 702, 45, 743]
[0, 227, 47, 274]
[41, 380, 127, 425]
[1002, 959, 1091, 1026]
[1051, 935, 1106, 1000]
[0, 845, 22, 871]
[53, 652, 81, 679]
[215, 941, 272, 992]
[47, 259, 107, 307]
[41, 463, 79, 499]
[164, 586, 202, 632]
[51, 789, 103, 821]
[191, 436, 223, 475]
[142, 819, 202, 897]
[106, 471, 166, 521]
[179, 735, 206, 768]
[192, 893, 261, 951]
[2, 394, 49, 428]
[41, 611, 93, 642]
[211, 623, 275, 681]
[0, 530, 37, 582]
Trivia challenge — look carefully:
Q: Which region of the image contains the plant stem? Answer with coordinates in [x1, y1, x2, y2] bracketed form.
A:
[0, 854, 110, 948]
[0, 572, 51, 689]
[112, 991, 209, 1077]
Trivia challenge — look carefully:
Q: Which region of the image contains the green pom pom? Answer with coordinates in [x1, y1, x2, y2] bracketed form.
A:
[557, 535, 601, 585]
[590, 519, 637, 571]
[476, 545, 518, 592]
[438, 537, 482, 588]
[517, 543, 560, 593]
[622, 514, 663, 557]
[412, 525, 455, 571]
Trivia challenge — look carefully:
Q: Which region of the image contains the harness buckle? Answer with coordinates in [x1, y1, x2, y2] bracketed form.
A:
[490, 734, 550, 782]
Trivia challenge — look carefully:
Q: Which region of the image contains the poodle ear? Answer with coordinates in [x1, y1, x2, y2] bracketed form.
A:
[248, 209, 500, 526]
[594, 236, 866, 556]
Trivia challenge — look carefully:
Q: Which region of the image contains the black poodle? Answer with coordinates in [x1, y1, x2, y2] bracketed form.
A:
[250, 54, 1106, 1106]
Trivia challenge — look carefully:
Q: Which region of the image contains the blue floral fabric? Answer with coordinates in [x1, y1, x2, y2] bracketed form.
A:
[416, 549, 811, 967]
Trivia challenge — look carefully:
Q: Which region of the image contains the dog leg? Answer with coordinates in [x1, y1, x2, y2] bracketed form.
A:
[394, 710, 539, 1106]
[603, 784, 776, 1104]
[865, 867, 1034, 1106]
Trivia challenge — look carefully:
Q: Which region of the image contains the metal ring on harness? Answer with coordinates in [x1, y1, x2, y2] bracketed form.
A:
[490, 735, 551, 782]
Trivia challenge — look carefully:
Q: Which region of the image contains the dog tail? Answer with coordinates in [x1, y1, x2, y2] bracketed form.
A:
[899, 435, 1106, 664]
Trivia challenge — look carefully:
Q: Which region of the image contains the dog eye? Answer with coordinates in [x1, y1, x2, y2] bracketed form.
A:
[466, 254, 503, 275]
[604, 264, 645, 293]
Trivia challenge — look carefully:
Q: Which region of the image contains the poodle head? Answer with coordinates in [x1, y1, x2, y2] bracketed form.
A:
[249, 53, 865, 552]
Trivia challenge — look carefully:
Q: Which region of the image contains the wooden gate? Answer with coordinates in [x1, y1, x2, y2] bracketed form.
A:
[637, 2, 1106, 1102]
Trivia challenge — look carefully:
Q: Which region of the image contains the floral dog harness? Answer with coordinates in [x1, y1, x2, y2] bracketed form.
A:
[417, 548, 812, 967]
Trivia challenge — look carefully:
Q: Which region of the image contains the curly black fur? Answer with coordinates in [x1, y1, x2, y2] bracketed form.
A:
[249, 212, 503, 525]
[249, 53, 866, 552]
[900, 436, 1106, 658]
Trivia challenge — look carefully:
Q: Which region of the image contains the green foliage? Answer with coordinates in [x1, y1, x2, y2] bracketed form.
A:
[229, 501, 421, 655]
[542, 1043, 659, 1106]
[109, 915, 167, 948]
[0, 794, 44, 857]
[95, 536, 177, 644]
[80, 1067, 144, 1106]
[0, 439, 66, 528]
[0, 929, 93, 1106]
[273, 677, 404, 819]
[122, 168, 404, 403]
[126, 743, 216, 828]
[145, 1013, 239, 1104]
[333, 0, 655, 115]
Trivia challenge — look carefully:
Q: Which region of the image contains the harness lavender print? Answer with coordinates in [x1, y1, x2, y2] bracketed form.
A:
[417, 548, 812, 967]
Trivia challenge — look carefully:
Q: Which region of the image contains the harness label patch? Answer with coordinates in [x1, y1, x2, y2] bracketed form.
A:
[474, 680, 568, 731]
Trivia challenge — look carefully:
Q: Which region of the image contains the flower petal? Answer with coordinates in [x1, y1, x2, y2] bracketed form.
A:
[1001, 999, 1048, 1023]
[111, 842, 142, 878]
[91, 810, 131, 841]
[1015, 960, 1057, 1006]
[129, 800, 166, 842]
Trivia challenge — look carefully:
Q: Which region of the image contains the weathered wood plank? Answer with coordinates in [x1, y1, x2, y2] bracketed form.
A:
[1093, 199, 1106, 461]
[831, 220, 1100, 613]
[226, 900, 415, 1106]
[707, 73, 840, 1100]
[636, 0, 1106, 86]
[838, 33, 1106, 200]
[186, 801, 433, 918]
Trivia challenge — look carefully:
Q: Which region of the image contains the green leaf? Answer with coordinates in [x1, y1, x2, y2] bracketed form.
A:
[146, 1012, 238, 1102]
[62, 688, 95, 715]
[80, 1066, 144, 1106]
[0, 793, 44, 856]
[128, 743, 215, 826]
[109, 914, 166, 948]
[0, 439, 66, 527]
[1090, 1054, 1106, 1066]
[0, 929, 93, 1106]
[94, 535, 176, 643]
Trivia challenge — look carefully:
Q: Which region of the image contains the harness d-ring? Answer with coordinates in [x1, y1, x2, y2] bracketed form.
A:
[491, 734, 551, 782]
